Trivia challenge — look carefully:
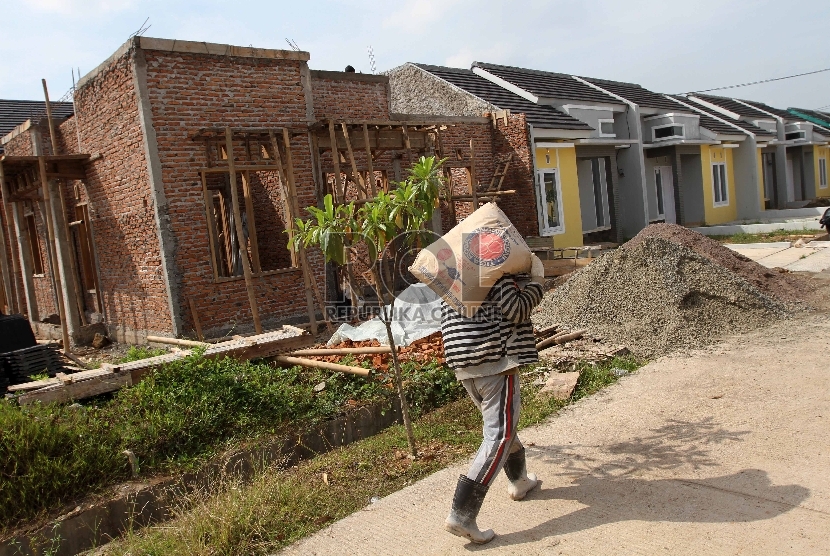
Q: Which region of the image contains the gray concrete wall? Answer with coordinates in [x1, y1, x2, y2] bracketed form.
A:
[680, 153, 705, 225]
[567, 108, 615, 137]
[642, 114, 701, 142]
[386, 64, 492, 117]
[614, 106, 649, 238]
[803, 147, 817, 199]
[732, 138, 763, 220]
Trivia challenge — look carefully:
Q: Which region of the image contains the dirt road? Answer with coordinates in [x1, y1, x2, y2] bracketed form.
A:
[280, 310, 830, 555]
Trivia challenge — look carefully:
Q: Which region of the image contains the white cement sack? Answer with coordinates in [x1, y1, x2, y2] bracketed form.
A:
[409, 202, 532, 317]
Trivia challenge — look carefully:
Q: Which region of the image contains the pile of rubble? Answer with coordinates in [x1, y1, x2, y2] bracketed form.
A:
[532, 228, 792, 359]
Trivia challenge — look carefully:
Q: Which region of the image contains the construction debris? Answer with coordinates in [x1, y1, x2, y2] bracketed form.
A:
[532, 231, 791, 358]
[537, 371, 580, 400]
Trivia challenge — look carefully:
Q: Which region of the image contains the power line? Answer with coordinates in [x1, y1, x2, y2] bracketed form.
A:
[686, 66, 830, 94]
[816, 104, 830, 111]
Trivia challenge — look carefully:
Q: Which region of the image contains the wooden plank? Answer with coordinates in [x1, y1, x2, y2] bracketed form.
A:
[19, 372, 131, 406]
[189, 298, 204, 341]
[340, 123, 367, 198]
[38, 156, 71, 352]
[401, 124, 413, 164]
[362, 124, 377, 196]
[290, 346, 391, 356]
[328, 121, 344, 202]
[225, 128, 262, 334]
[268, 130, 299, 267]
[200, 171, 221, 282]
[273, 355, 370, 377]
[241, 171, 262, 273]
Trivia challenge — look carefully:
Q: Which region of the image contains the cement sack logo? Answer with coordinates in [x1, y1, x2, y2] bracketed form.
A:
[463, 227, 510, 267]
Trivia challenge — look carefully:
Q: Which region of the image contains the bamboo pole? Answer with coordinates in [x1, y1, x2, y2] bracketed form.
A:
[147, 335, 208, 348]
[38, 156, 71, 351]
[290, 346, 391, 356]
[273, 355, 370, 377]
[224, 128, 262, 334]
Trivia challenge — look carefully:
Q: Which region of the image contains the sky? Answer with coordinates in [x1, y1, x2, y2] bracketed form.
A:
[2, 0, 829, 110]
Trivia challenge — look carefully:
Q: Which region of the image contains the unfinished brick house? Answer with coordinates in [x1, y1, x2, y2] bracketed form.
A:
[0, 37, 509, 345]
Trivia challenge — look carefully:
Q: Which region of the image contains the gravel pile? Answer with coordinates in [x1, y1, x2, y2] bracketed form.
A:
[531, 236, 790, 358]
[626, 223, 808, 303]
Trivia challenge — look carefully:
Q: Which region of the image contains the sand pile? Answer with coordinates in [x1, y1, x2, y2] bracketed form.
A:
[532, 235, 790, 358]
[626, 224, 808, 303]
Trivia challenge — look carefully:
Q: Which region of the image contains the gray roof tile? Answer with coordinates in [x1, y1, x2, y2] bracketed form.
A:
[668, 96, 776, 138]
[0, 99, 74, 153]
[471, 62, 619, 105]
[414, 64, 591, 130]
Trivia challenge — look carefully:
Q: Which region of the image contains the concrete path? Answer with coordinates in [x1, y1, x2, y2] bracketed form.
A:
[727, 241, 830, 272]
[280, 315, 830, 555]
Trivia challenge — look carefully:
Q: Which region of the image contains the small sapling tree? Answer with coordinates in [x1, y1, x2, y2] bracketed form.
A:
[293, 156, 445, 456]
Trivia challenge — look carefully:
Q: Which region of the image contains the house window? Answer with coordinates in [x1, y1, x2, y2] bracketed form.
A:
[712, 162, 729, 206]
[537, 169, 564, 235]
[201, 170, 298, 281]
[653, 124, 685, 141]
[598, 119, 616, 137]
[785, 130, 806, 141]
[25, 213, 44, 275]
[819, 157, 827, 189]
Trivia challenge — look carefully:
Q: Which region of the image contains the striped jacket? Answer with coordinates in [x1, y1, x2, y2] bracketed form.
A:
[441, 276, 544, 374]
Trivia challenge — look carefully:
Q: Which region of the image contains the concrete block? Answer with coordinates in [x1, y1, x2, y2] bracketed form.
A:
[538, 371, 580, 400]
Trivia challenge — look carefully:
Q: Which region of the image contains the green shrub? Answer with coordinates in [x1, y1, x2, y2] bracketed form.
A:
[120, 345, 167, 363]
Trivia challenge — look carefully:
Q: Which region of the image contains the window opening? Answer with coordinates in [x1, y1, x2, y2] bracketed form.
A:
[819, 157, 827, 189]
[712, 162, 728, 206]
[653, 124, 684, 141]
[598, 119, 616, 137]
[655, 168, 665, 216]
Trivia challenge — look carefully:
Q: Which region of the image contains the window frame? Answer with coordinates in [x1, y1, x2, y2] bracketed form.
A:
[652, 123, 685, 142]
[655, 167, 665, 218]
[712, 162, 729, 207]
[200, 169, 300, 284]
[24, 211, 45, 276]
[597, 119, 616, 138]
[536, 168, 565, 236]
[819, 157, 828, 189]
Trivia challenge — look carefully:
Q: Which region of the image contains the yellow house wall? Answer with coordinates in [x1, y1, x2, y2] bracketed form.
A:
[701, 145, 738, 225]
[535, 146, 583, 248]
[757, 147, 766, 211]
[815, 145, 830, 198]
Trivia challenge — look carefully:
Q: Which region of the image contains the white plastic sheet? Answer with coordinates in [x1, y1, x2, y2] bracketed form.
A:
[327, 283, 442, 346]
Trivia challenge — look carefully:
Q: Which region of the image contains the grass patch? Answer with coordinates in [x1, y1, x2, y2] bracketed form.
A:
[0, 352, 459, 533]
[105, 356, 640, 555]
[119, 346, 168, 363]
[709, 229, 817, 244]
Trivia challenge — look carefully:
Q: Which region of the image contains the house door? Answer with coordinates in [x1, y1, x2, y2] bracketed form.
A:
[655, 166, 676, 224]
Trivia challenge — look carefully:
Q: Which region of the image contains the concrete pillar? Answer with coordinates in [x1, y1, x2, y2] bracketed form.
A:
[733, 138, 763, 220]
[615, 106, 650, 239]
[47, 178, 82, 343]
[774, 145, 789, 208]
[11, 203, 39, 321]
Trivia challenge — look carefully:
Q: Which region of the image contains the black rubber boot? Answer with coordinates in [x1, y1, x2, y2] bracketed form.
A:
[503, 447, 538, 500]
[444, 475, 495, 544]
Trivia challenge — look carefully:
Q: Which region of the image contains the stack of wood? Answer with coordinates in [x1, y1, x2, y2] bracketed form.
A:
[534, 324, 629, 366]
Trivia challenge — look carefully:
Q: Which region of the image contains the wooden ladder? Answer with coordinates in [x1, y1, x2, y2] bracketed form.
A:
[485, 154, 512, 193]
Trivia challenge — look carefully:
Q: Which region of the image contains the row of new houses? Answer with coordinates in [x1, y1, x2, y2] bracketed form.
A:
[0, 37, 827, 343]
[387, 62, 830, 248]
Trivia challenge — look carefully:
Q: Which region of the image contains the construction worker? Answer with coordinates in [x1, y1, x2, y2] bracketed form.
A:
[442, 254, 546, 544]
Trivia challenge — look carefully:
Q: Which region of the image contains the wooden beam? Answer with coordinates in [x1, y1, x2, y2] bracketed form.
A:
[340, 123, 367, 198]
[281, 128, 320, 334]
[188, 298, 204, 341]
[401, 124, 413, 164]
[200, 171, 221, 282]
[10, 203, 38, 320]
[268, 131, 298, 267]
[328, 121, 344, 202]
[0, 163, 18, 313]
[225, 127, 262, 334]
[363, 124, 377, 196]
[42, 79, 60, 156]
[38, 156, 71, 351]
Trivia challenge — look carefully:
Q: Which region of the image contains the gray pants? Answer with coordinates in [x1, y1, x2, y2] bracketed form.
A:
[461, 372, 523, 487]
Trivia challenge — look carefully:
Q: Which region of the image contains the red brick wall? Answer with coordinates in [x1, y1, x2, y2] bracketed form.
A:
[310, 73, 390, 120]
[71, 48, 172, 337]
[492, 113, 539, 238]
[143, 48, 321, 335]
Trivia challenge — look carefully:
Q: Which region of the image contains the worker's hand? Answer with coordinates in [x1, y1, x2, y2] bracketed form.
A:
[530, 254, 545, 284]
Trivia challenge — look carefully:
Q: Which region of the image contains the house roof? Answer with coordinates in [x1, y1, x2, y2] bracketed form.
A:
[789, 107, 830, 127]
[0, 99, 74, 153]
[414, 64, 591, 130]
[735, 98, 797, 121]
[812, 126, 830, 140]
[688, 94, 776, 120]
[668, 96, 776, 138]
[471, 62, 619, 105]
[581, 77, 681, 111]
